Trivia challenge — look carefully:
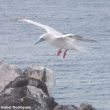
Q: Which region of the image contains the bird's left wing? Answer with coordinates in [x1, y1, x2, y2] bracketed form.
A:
[19, 19, 63, 36]
[63, 34, 97, 42]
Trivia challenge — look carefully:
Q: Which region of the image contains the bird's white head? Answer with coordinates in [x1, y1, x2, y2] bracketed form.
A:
[35, 33, 52, 45]
[35, 33, 47, 45]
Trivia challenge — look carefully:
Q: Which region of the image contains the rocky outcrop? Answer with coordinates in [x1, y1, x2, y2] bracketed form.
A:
[0, 62, 96, 110]
[54, 104, 96, 110]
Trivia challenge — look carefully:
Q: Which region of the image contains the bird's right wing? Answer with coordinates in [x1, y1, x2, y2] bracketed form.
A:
[19, 19, 63, 36]
[63, 34, 97, 42]
[54, 37, 85, 51]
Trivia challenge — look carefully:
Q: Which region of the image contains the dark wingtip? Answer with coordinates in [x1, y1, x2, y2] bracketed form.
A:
[83, 39, 97, 43]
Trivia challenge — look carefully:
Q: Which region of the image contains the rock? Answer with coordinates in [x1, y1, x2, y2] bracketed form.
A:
[22, 65, 55, 95]
[53, 104, 96, 110]
[53, 105, 78, 110]
[78, 103, 96, 110]
[0, 86, 56, 110]
[0, 62, 96, 110]
[0, 86, 54, 110]
[0, 62, 21, 91]
[0, 62, 57, 110]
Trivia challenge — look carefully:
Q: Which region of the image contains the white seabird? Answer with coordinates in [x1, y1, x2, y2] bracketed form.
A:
[19, 19, 96, 58]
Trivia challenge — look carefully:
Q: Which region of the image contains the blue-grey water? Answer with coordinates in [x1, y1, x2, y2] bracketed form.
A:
[0, 0, 110, 109]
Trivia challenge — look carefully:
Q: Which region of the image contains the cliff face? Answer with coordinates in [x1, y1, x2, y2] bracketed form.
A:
[0, 62, 96, 110]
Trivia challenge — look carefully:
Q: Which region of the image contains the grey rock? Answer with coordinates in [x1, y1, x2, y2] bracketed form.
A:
[0, 62, 57, 110]
[0, 62, 21, 91]
[53, 105, 78, 110]
[22, 65, 55, 95]
[78, 103, 96, 110]
[0, 62, 96, 110]
[53, 104, 96, 110]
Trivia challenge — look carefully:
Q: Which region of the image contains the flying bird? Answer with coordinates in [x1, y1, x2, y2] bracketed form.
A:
[19, 19, 96, 58]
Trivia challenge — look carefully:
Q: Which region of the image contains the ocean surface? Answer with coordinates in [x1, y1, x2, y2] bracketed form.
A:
[0, 0, 110, 109]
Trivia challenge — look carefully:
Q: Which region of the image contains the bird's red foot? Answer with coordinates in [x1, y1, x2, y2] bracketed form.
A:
[57, 49, 62, 56]
[63, 49, 68, 58]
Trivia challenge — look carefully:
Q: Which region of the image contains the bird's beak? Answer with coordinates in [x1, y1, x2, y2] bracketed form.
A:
[35, 38, 45, 45]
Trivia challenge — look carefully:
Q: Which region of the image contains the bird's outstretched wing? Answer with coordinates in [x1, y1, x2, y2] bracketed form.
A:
[63, 34, 97, 42]
[19, 19, 62, 36]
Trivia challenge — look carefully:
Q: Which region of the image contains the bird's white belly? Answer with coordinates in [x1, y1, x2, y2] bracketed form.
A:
[47, 38, 73, 49]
